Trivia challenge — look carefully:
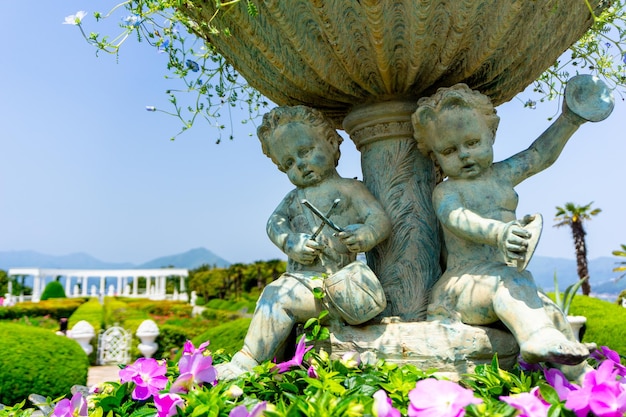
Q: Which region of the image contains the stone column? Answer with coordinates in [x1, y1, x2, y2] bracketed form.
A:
[343, 101, 442, 321]
[32, 273, 41, 302]
[133, 276, 138, 296]
[65, 276, 72, 297]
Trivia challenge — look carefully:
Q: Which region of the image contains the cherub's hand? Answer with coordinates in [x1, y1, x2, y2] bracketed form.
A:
[284, 233, 322, 264]
[337, 224, 376, 253]
[499, 221, 531, 263]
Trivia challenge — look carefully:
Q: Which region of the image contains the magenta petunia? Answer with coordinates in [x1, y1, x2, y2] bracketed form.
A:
[373, 389, 401, 417]
[500, 388, 550, 417]
[544, 368, 580, 401]
[154, 393, 184, 417]
[588, 381, 626, 417]
[171, 348, 217, 393]
[52, 392, 88, 417]
[408, 379, 482, 417]
[273, 335, 312, 373]
[182, 340, 210, 355]
[119, 357, 168, 400]
[228, 401, 267, 417]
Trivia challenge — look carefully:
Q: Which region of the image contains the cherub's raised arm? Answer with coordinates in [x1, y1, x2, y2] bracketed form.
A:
[506, 75, 613, 185]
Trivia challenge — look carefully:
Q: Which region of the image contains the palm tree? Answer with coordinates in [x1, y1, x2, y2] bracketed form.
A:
[554, 202, 601, 296]
[612, 244, 626, 280]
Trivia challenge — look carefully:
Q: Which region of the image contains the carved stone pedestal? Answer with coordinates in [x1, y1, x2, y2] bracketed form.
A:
[325, 318, 520, 381]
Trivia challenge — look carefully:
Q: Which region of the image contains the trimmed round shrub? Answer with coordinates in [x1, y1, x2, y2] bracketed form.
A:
[40, 281, 67, 300]
[0, 323, 89, 405]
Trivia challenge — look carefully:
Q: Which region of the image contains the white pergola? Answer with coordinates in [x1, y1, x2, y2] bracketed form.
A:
[7, 268, 188, 302]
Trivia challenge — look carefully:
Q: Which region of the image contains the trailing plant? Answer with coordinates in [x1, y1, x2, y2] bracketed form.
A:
[64, 1, 626, 139]
[553, 273, 587, 316]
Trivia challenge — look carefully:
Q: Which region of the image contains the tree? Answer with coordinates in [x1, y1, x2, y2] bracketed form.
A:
[554, 202, 601, 295]
[612, 244, 626, 280]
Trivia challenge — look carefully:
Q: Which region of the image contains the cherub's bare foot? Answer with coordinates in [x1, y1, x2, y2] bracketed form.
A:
[215, 351, 258, 381]
[215, 361, 249, 381]
[520, 327, 590, 365]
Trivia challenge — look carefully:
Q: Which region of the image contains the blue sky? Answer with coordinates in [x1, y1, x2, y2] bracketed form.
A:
[1, 2, 624, 266]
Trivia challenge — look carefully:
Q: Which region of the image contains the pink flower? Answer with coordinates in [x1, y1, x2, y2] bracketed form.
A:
[154, 393, 184, 417]
[307, 363, 319, 378]
[373, 389, 400, 417]
[273, 335, 312, 373]
[171, 348, 217, 393]
[119, 357, 168, 400]
[592, 346, 626, 377]
[52, 392, 88, 417]
[408, 379, 482, 417]
[544, 368, 579, 401]
[500, 388, 550, 417]
[588, 381, 626, 417]
[182, 340, 210, 355]
[228, 401, 267, 417]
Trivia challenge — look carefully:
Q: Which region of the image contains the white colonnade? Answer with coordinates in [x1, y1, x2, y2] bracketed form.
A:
[7, 268, 188, 302]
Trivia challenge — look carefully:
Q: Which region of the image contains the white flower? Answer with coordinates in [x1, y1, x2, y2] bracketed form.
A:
[63, 11, 87, 25]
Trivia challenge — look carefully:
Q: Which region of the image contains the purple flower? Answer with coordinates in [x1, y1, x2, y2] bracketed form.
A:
[229, 402, 267, 417]
[186, 60, 200, 72]
[373, 389, 401, 417]
[182, 340, 209, 355]
[307, 363, 319, 379]
[52, 392, 88, 417]
[588, 382, 626, 417]
[408, 379, 482, 417]
[566, 360, 623, 417]
[154, 393, 184, 417]
[500, 388, 550, 417]
[518, 356, 543, 372]
[592, 346, 626, 377]
[544, 368, 579, 401]
[119, 358, 168, 400]
[273, 335, 312, 373]
[171, 347, 217, 393]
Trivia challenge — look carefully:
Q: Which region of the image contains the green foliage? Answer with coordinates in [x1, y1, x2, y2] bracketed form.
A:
[0, 323, 89, 405]
[612, 243, 626, 280]
[552, 273, 586, 315]
[192, 318, 251, 355]
[67, 1, 626, 139]
[40, 280, 67, 301]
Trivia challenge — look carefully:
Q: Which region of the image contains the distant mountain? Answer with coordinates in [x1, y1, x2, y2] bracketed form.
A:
[138, 248, 230, 269]
[0, 247, 230, 271]
[0, 250, 134, 270]
[526, 256, 623, 300]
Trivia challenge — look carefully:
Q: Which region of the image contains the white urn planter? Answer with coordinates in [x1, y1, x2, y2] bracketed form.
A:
[68, 320, 95, 355]
[136, 319, 160, 358]
[567, 315, 587, 342]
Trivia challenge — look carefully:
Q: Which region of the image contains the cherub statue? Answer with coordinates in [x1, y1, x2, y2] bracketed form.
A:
[411, 75, 613, 379]
[216, 105, 392, 379]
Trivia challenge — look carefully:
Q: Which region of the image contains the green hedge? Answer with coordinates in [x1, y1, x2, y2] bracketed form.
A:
[0, 298, 86, 321]
[40, 281, 67, 300]
[0, 323, 89, 405]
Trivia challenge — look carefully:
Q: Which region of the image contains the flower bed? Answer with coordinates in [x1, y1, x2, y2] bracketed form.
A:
[5, 336, 626, 417]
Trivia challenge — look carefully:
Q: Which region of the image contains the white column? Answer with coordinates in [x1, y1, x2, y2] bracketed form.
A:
[32, 273, 41, 302]
[99, 275, 106, 297]
[82, 276, 88, 296]
[180, 275, 186, 292]
[133, 276, 139, 296]
[65, 276, 72, 297]
[117, 275, 123, 295]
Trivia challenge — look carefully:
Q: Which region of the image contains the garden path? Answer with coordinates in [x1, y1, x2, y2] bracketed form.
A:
[87, 365, 120, 386]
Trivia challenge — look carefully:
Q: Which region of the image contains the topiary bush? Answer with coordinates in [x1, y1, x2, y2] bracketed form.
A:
[40, 281, 67, 300]
[0, 323, 89, 405]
